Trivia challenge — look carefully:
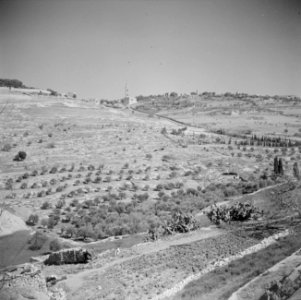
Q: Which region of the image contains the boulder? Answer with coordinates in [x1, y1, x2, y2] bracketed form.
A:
[44, 248, 92, 265]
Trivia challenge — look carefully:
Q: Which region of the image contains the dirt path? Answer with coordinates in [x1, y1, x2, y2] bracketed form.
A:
[63, 226, 223, 296]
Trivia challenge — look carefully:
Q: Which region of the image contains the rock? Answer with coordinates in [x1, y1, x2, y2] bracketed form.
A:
[46, 275, 59, 286]
[48, 287, 66, 300]
[44, 248, 92, 265]
[0, 263, 50, 300]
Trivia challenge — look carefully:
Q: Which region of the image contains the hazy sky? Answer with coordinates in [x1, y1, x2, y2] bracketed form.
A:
[0, 0, 300, 99]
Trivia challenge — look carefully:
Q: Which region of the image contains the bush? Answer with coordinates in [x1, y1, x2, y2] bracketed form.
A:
[56, 186, 64, 192]
[161, 127, 167, 135]
[13, 151, 27, 161]
[50, 178, 57, 185]
[20, 182, 27, 189]
[50, 166, 58, 174]
[28, 231, 48, 251]
[41, 201, 51, 209]
[26, 214, 39, 226]
[146, 153, 153, 160]
[47, 215, 60, 229]
[1, 143, 12, 152]
[207, 202, 261, 225]
[49, 239, 62, 251]
[56, 199, 65, 209]
[46, 142, 55, 149]
[162, 155, 173, 162]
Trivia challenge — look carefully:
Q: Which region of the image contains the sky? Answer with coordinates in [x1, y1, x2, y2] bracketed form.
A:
[0, 0, 300, 99]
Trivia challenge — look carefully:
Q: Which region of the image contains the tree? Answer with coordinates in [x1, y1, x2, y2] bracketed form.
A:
[278, 158, 284, 175]
[49, 239, 62, 251]
[0, 79, 24, 88]
[28, 231, 47, 250]
[13, 151, 27, 161]
[293, 162, 300, 180]
[26, 214, 39, 226]
[274, 156, 279, 175]
[77, 224, 95, 240]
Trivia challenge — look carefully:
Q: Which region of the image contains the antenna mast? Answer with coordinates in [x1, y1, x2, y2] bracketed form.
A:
[125, 83, 129, 99]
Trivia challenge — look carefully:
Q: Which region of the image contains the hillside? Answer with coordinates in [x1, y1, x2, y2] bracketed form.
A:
[1, 88, 301, 300]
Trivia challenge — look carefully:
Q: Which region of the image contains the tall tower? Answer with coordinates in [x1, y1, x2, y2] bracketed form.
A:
[125, 83, 129, 99]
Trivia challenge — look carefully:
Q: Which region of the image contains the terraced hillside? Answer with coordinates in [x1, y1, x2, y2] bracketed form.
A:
[1, 88, 301, 300]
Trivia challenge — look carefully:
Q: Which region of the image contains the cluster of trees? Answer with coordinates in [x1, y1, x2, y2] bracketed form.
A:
[207, 202, 261, 225]
[274, 157, 284, 176]
[0, 79, 25, 88]
[249, 135, 298, 148]
[170, 127, 187, 136]
[220, 132, 300, 148]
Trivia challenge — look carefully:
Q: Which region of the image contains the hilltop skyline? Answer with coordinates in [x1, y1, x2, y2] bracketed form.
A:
[0, 0, 300, 99]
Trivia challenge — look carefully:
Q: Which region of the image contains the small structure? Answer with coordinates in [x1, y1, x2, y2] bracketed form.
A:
[121, 96, 137, 106]
[121, 83, 137, 106]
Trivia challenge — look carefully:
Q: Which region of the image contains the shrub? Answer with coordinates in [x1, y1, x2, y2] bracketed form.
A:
[37, 190, 46, 197]
[40, 166, 48, 175]
[146, 153, 153, 160]
[55, 200, 65, 209]
[20, 182, 28, 189]
[42, 181, 48, 187]
[16, 176, 23, 183]
[154, 184, 164, 191]
[78, 166, 85, 172]
[50, 166, 58, 174]
[5, 178, 13, 190]
[162, 155, 173, 162]
[59, 167, 66, 173]
[207, 202, 261, 225]
[40, 218, 49, 228]
[74, 179, 81, 186]
[56, 186, 64, 192]
[13, 151, 27, 161]
[1, 143, 12, 152]
[26, 214, 39, 226]
[49, 239, 62, 251]
[28, 231, 48, 251]
[41, 201, 51, 209]
[88, 164, 95, 171]
[46, 142, 55, 148]
[47, 215, 59, 229]
[49, 179, 57, 186]
[30, 182, 38, 189]
[161, 127, 167, 134]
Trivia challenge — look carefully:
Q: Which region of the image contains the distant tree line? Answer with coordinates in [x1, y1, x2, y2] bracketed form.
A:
[233, 135, 300, 148]
[215, 130, 301, 148]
